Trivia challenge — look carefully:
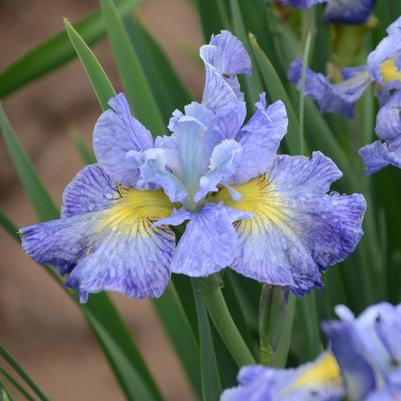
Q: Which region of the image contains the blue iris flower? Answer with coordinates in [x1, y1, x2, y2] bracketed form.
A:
[288, 16, 401, 175]
[221, 302, 401, 401]
[323, 0, 375, 24]
[20, 31, 366, 302]
[273, 0, 328, 9]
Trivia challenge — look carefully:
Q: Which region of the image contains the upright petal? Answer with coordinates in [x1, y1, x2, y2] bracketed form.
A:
[213, 152, 365, 296]
[368, 17, 401, 89]
[323, 0, 375, 24]
[234, 95, 288, 184]
[93, 93, 154, 186]
[21, 165, 175, 302]
[200, 31, 250, 138]
[195, 139, 243, 202]
[221, 352, 344, 401]
[170, 203, 246, 277]
[288, 59, 371, 117]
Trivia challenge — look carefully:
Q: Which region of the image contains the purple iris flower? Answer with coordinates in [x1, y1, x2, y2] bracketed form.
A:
[323, 0, 375, 24]
[288, 17, 401, 175]
[20, 31, 366, 302]
[221, 302, 401, 401]
[273, 0, 328, 9]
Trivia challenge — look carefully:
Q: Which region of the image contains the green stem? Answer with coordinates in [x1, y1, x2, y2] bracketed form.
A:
[200, 274, 256, 367]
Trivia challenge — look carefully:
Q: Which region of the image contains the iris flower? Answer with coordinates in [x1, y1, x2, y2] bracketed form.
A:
[323, 0, 375, 24]
[221, 302, 401, 401]
[273, 0, 328, 9]
[20, 31, 366, 302]
[288, 16, 401, 174]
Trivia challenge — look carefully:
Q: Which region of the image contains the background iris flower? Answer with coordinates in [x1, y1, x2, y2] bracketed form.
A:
[19, 31, 366, 302]
[289, 16, 401, 175]
[221, 302, 401, 401]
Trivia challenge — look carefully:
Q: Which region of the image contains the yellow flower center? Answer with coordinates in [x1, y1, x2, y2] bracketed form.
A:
[381, 59, 401, 83]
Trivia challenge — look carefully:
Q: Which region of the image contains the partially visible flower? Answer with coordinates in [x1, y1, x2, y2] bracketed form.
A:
[323, 0, 376, 24]
[221, 302, 401, 401]
[221, 352, 343, 401]
[21, 94, 176, 302]
[288, 16, 401, 174]
[322, 303, 401, 401]
[273, 0, 328, 9]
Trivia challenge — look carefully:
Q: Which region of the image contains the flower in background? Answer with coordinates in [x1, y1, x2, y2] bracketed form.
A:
[323, 0, 376, 25]
[288, 16, 401, 174]
[221, 302, 401, 401]
[273, 0, 328, 9]
[20, 31, 366, 302]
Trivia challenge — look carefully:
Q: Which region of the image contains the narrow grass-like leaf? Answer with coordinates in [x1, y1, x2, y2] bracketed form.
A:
[65, 20, 116, 110]
[100, 0, 165, 135]
[123, 16, 191, 122]
[153, 287, 202, 398]
[0, 104, 58, 221]
[0, 368, 36, 401]
[0, 0, 141, 97]
[0, 210, 19, 242]
[0, 346, 50, 401]
[195, 0, 228, 40]
[71, 127, 96, 164]
[0, 381, 14, 401]
[248, 34, 300, 154]
[192, 279, 222, 401]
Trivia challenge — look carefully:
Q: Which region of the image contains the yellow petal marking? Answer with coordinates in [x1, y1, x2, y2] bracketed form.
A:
[96, 187, 174, 235]
[292, 352, 341, 389]
[213, 175, 290, 233]
[381, 59, 401, 83]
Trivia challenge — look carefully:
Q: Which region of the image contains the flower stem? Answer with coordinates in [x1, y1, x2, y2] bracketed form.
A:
[199, 274, 256, 367]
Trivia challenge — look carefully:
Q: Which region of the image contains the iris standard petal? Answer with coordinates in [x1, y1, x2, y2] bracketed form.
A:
[234, 94, 288, 184]
[21, 165, 175, 302]
[169, 203, 246, 277]
[288, 59, 371, 117]
[323, 0, 376, 24]
[368, 17, 401, 89]
[93, 93, 154, 186]
[359, 140, 401, 175]
[273, 0, 328, 9]
[221, 352, 344, 401]
[213, 152, 366, 296]
[195, 139, 243, 202]
[200, 31, 250, 138]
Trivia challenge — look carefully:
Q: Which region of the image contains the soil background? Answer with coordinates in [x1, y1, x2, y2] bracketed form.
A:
[0, 1, 204, 399]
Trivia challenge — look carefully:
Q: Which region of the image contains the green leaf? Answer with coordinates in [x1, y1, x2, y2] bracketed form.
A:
[64, 19, 116, 110]
[123, 16, 191, 122]
[0, 346, 50, 401]
[100, 0, 165, 134]
[248, 34, 300, 154]
[0, 210, 19, 242]
[153, 287, 202, 398]
[0, 104, 58, 221]
[0, 382, 14, 401]
[192, 279, 222, 401]
[195, 0, 229, 40]
[71, 127, 96, 164]
[0, 368, 36, 401]
[0, 0, 141, 98]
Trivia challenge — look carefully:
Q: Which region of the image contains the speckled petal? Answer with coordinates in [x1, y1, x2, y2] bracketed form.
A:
[170, 203, 245, 277]
[93, 93, 154, 186]
[288, 59, 371, 117]
[234, 94, 288, 184]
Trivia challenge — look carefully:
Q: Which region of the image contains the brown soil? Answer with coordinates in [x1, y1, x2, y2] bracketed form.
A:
[0, 0, 205, 400]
